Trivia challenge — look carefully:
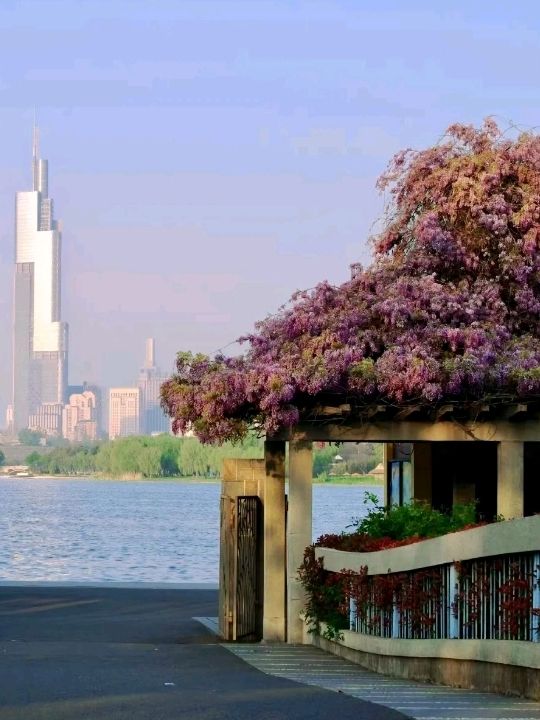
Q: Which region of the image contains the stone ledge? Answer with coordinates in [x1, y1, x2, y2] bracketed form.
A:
[334, 629, 540, 669]
[311, 631, 540, 700]
[316, 514, 540, 575]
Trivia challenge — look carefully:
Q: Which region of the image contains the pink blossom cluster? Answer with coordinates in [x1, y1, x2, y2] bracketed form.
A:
[161, 120, 540, 443]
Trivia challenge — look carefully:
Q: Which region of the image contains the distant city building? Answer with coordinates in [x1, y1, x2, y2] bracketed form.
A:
[67, 382, 102, 437]
[12, 126, 68, 431]
[138, 338, 170, 435]
[62, 390, 98, 443]
[109, 388, 140, 439]
[28, 402, 63, 436]
[67, 384, 85, 396]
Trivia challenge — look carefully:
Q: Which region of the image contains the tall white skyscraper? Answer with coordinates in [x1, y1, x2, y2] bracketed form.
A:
[12, 126, 68, 431]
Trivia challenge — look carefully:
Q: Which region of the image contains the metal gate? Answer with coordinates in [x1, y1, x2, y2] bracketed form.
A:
[219, 495, 263, 641]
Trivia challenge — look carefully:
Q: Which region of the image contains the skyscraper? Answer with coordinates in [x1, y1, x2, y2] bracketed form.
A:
[138, 338, 170, 435]
[12, 126, 68, 431]
[109, 388, 140, 439]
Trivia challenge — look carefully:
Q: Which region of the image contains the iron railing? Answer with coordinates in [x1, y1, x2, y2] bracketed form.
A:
[348, 551, 540, 642]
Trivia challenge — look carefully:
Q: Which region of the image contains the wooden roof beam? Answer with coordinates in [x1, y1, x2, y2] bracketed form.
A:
[502, 403, 528, 420]
[394, 405, 421, 421]
[469, 403, 491, 421]
[315, 403, 351, 417]
[366, 405, 386, 419]
[434, 404, 454, 421]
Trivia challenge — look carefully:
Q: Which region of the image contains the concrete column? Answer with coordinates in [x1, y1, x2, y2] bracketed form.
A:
[383, 443, 392, 506]
[287, 438, 313, 644]
[263, 439, 286, 641]
[497, 441, 524, 519]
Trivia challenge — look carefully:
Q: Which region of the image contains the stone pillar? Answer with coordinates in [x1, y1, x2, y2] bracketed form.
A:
[497, 441, 524, 519]
[383, 443, 392, 506]
[263, 439, 286, 641]
[287, 438, 313, 644]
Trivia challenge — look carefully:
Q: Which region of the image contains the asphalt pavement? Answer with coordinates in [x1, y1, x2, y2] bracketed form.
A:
[0, 585, 406, 720]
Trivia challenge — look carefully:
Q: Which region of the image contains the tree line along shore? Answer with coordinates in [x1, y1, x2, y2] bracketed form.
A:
[0, 435, 383, 482]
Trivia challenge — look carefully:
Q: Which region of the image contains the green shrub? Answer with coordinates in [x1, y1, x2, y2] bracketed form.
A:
[350, 493, 479, 541]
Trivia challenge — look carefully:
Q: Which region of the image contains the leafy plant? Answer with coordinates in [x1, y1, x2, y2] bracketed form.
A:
[297, 546, 348, 641]
[349, 495, 480, 542]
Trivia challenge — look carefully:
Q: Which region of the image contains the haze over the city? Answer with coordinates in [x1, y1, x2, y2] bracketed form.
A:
[1, 0, 540, 421]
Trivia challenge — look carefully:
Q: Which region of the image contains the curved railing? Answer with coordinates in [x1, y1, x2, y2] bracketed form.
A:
[315, 515, 540, 645]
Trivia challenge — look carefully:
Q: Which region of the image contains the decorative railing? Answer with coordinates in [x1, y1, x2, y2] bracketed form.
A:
[315, 515, 540, 643]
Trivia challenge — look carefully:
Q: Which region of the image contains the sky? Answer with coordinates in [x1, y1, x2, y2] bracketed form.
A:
[1, 0, 540, 422]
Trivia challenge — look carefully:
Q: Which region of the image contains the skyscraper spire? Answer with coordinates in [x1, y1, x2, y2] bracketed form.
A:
[32, 116, 40, 192]
[31, 117, 48, 198]
[145, 338, 156, 369]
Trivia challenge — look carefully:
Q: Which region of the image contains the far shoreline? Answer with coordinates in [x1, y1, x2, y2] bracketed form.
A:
[0, 473, 383, 486]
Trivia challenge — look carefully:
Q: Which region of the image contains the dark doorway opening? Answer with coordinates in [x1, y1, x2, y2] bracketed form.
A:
[431, 442, 497, 521]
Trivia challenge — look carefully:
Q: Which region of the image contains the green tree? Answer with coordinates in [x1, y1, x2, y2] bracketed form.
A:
[18, 429, 45, 446]
[26, 451, 47, 472]
[0, 448, 5, 466]
[313, 445, 336, 477]
[160, 445, 179, 476]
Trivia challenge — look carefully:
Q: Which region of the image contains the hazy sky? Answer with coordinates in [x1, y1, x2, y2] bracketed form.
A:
[1, 0, 540, 421]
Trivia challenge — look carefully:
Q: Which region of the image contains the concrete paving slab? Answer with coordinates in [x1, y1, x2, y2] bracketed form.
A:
[225, 643, 540, 720]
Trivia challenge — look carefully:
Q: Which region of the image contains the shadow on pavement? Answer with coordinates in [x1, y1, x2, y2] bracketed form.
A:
[0, 586, 406, 720]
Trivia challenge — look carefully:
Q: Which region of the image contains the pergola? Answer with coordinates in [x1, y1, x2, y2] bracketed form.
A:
[256, 403, 538, 643]
[161, 121, 540, 650]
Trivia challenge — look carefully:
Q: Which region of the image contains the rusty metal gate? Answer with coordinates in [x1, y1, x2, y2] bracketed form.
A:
[219, 495, 263, 641]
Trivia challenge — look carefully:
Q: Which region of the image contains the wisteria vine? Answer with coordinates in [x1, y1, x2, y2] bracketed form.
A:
[161, 120, 540, 443]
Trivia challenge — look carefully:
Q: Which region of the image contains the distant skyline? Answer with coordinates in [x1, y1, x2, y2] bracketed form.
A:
[2, 1, 540, 421]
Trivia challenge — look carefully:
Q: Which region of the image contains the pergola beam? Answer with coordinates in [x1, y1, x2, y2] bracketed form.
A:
[275, 418, 540, 443]
[394, 405, 421, 421]
[502, 403, 528, 420]
[366, 404, 386, 419]
[313, 403, 351, 417]
[434, 404, 454, 421]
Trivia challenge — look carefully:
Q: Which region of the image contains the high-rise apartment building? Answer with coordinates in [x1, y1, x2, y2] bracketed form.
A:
[138, 338, 170, 435]
[67, 382, 102, 437]
[109, 388, 140, 439]
[28, 402, 63, 436]
[12, 127, 68, 431]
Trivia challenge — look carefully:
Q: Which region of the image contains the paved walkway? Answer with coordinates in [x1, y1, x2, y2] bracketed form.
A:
[1, 586, 538, 719]
[226, 643, 540, 720]
[0, 586, 403, 720]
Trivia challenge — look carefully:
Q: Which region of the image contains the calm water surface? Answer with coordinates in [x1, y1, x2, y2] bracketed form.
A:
[0, 478, 382, 583]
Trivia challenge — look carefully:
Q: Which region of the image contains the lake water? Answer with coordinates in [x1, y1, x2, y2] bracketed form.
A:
[0, 478, 382, 584]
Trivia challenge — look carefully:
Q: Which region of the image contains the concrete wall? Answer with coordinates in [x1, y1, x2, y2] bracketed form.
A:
[221, 454, 288, 642]
[304, 494, 540, 700]
[312, 632, 540, 700]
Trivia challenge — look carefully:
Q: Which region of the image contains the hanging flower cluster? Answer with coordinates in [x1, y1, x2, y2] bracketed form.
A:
[161, 120, 540, 443]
